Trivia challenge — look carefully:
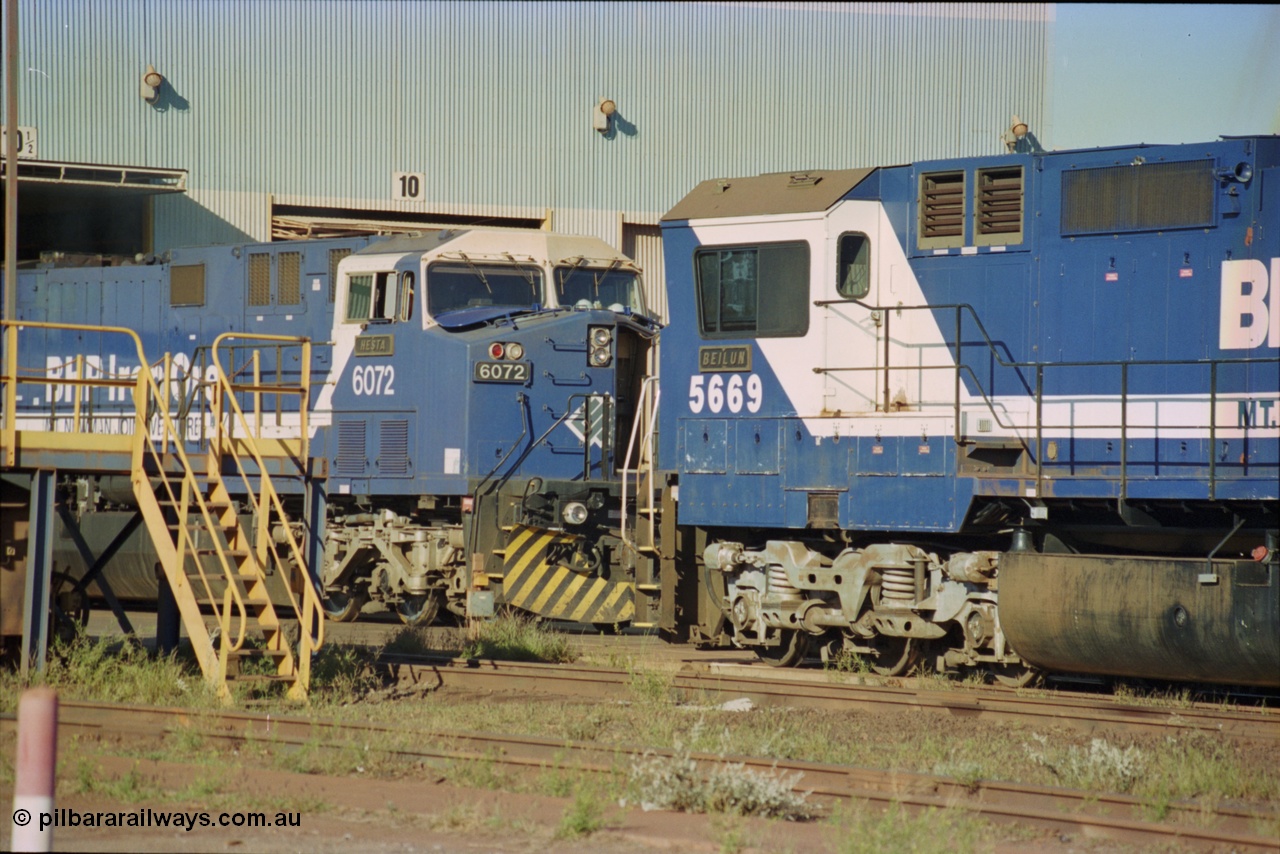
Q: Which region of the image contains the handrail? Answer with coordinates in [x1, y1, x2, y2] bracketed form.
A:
[0, 320, 255, 676]
[211, 332, 324, 655]
[811, 300, 1280, 498]
[1, 319, 147, 465]
[620, 376, 660, 553]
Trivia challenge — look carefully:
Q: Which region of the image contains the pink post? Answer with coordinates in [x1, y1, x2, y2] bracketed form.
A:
[10, 687, 57, 853]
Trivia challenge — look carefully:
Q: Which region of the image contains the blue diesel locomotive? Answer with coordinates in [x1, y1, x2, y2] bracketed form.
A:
[648, 135, 1279, 686]
[6, 134, 1277, 689]
[8, 228, 660, 628]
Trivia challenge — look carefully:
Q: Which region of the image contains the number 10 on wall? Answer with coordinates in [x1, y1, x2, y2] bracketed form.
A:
[392, 172, 425, 200]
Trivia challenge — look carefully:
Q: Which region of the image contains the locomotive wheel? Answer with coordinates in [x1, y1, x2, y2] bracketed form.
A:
[988, 663, 1040, 688]
[755, 630, 810, 667]
[865, 635, 919, 677]
[396, 592, 442, 627]
[321, 590, 368, 623]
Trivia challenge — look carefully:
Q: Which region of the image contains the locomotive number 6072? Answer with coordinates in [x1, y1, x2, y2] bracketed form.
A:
[474, 361, 531, 383]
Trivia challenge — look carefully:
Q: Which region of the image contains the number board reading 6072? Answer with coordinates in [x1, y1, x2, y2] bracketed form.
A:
[473, 361, 531, 383]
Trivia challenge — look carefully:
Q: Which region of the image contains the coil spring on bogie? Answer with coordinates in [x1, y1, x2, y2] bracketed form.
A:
[768, 565, 801, 600]
[880, 566, 915, 605]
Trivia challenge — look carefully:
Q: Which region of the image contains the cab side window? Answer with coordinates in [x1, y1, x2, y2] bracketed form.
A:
[344, 271, 401, 322]
[694, 241, 809, 338]
[836, 233, 871, 299]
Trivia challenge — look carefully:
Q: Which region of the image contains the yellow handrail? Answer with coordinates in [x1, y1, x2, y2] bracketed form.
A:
[211, 332, 324, 655]
[0, 320, 251, 670]
[1, 319, 145, 465]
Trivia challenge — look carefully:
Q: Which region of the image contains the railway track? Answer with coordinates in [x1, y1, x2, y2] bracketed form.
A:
[374, 654, 1280, 743]
[4, 700, 1276, 852]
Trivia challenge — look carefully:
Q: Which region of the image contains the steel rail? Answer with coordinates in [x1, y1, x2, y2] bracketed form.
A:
[375, 655, 1280, 743]
[3, 701, 1275, 852]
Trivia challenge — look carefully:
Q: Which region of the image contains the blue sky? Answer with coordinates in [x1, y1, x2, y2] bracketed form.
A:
[1049, 4, 1280, 150]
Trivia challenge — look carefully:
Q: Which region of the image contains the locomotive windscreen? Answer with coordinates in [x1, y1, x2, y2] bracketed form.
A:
[427, 263, 544, 315]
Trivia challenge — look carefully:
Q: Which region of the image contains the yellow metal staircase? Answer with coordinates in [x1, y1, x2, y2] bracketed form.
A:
[131, 332, 324, 703]
[1, 320, 323, 703]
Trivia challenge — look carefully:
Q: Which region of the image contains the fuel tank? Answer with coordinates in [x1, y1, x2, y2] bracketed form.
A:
[53, 510, 296, 607]
[1000, 552, 1280, 687]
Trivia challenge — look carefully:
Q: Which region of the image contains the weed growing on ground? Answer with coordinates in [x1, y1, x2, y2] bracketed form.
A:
[711, 814, 751, 853]
[309, 642, 380, 699]
[460, 615, 576, 663]
[828, 802, 991, 854]
[627, 666, 673, 705]
[555, 788, 609, 839]
[429, 803, 485, 832]
[624, 746, 815, 820]
[824, 647, 871, 675]
[446, 751, 505, 790]
[70, 759, 156, 802]
[1024, 733, 1145, 793]
[0, 633, 218, 709]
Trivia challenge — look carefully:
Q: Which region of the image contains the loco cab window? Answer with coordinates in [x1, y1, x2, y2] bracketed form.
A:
[836, 233, 871, 299]
[344, 271, 401, 323]
[426, 263, 543, 316]
[555, 264, 645, 313]
[694, 241, 809, 338]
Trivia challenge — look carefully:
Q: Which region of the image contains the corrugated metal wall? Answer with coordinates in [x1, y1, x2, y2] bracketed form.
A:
[6, 1, 1051, 313]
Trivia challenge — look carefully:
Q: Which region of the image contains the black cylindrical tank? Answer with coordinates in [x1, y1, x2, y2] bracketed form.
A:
[53, 510, 295, 607]
[1000, 552, 1279, 687]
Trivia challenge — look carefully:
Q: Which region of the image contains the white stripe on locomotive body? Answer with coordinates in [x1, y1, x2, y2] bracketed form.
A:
[685, 200, 1280, 444]
[312, 246, 419, 427]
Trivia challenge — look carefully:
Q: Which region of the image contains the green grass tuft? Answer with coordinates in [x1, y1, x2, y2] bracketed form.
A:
[461, 615, 576, 663]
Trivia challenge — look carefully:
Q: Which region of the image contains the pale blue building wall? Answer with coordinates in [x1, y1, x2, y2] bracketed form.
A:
[5, 1, 1053, 312]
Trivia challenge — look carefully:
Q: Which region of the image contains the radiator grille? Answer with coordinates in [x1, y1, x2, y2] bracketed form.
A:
[329, 248, 352, 302]
[278, 252, 301, 305]
[1062, 159, 1214, 235]
[919, 171, 965, 248]
[248, 253, 271, 306]
[377, 419, 411, 476]
[170, 264, 205, 306]
[335, 420, 367, 476]
[976, 166, 1023, 244]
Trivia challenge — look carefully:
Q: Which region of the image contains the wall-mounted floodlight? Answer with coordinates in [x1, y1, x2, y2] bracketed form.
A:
[1002, 115, 1029, 153]
[593, 98, 617, 134]
[141, 65, 164, 104]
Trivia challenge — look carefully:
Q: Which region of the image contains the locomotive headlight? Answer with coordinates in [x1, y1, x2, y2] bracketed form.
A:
[488, 342, 506, 360]
[561, 501, 589, 526]
[588, 326, 613, 367]
[506, 342, 524, 360]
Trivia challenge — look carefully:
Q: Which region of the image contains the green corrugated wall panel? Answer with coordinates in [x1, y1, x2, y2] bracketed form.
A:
[5, 1, 1051, 246]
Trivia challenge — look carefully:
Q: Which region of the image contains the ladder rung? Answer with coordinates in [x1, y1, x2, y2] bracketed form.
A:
[236, 648, 291, 659]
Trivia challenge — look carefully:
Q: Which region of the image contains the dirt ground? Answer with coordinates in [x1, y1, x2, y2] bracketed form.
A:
[6, 611, 1253, 852]
[1, 751, 1100, 854]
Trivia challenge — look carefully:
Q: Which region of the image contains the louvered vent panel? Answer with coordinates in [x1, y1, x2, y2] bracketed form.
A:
[329, 248, 352, 302]
[170, 263, 206, 306]
[919, 171, 965, 248]
[1062, 160, 1214, 235]
[335, 420, 367, 476]
[248, 253, 271, 306]
[278, 252, 301, 305]
[976, 167, 1023, 243]
[377, 419, 411, 476]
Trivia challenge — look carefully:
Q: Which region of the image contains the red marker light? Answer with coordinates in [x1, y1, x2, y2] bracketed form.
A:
[489, 342, 505, 359]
